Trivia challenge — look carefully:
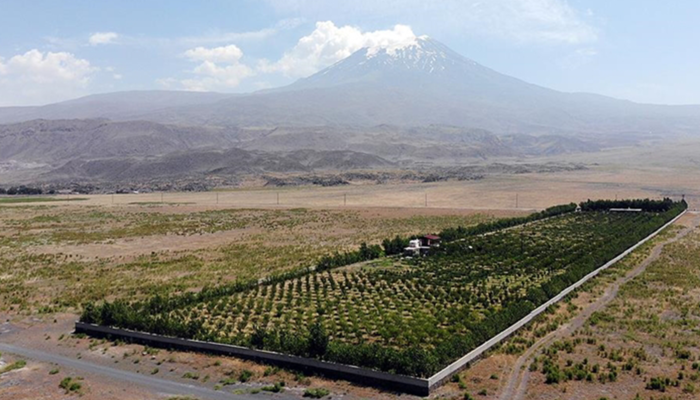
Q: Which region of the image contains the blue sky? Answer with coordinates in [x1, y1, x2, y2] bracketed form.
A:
[0, 0, 699, 106]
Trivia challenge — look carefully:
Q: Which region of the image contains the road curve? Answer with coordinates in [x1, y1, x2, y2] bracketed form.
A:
[497, 213, 700, 400]
[0, 342, 296, 400]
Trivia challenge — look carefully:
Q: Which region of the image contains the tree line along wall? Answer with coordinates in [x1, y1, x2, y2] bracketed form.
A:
[79, 199, 687, 391]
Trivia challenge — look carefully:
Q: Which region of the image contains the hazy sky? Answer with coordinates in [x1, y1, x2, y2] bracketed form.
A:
[1, 0, 699, 106]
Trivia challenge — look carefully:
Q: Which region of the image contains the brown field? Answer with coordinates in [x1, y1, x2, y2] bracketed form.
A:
[30, 167, 700, 210]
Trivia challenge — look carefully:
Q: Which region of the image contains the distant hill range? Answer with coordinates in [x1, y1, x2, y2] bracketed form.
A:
[0, 119, 596, 183]
[0, 36, 697, 185]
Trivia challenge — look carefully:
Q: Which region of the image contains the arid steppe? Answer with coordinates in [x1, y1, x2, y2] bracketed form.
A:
[2, 146, 700, 399]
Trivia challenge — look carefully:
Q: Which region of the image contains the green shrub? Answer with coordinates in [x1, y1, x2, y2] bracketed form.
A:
[59, 377, 82, 394]
[182, 371, 199, 380]
[303, 388, 330, 398]
[261, 381, 285, 393]
[238, 369, 253, 382]
[0, 360, 26, 374]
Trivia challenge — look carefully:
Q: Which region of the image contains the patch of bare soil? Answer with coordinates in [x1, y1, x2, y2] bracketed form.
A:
[32, 227, 257, 260]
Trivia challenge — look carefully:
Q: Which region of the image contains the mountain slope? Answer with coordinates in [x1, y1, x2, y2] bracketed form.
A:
[0, 119, 238, 163]
[0, 91, 233, 124]
[43, 148, 395, 182]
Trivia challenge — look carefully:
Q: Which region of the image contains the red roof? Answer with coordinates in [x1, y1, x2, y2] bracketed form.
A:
[423, 235, 441, 240]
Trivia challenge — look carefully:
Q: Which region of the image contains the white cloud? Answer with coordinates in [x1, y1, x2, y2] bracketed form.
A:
[0, 50, 97, 106]
[483, 0, 598, 44]
[89, 32, 119, 46]
[179, 29, 276, 47]
[106, 68, 123, 80]
[267, 0, 597, 45]
[3, 50, 94, 83]
[48, 18, 304, 50]
[182, 60, 253, 91]
[259, 21, 419, 78]
[161, 44, 254, 92]
[178, 19, 303, 46]
[184, 45, 244, 64]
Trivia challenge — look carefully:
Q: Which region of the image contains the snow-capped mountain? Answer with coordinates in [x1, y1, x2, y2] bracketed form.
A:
[256, 36, 668, 133]
[297, 36, 471, 84]
[1, 37, 699, 138]
[286, 36, 523, 92]
[276, 35, 607, 118]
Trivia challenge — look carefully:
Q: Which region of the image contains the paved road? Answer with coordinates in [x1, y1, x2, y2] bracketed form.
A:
[497, 213, 700, 400]
[0, 342, 295, 400]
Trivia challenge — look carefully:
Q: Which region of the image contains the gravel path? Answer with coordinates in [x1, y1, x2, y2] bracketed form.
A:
[497, 213, 700, 400]
[0, 342, 295, 400]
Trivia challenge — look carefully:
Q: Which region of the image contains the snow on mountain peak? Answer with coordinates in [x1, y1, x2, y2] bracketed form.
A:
[289, 36, 485, 90]
[365, 35, 442, 60]
[357, 36, 467, 75]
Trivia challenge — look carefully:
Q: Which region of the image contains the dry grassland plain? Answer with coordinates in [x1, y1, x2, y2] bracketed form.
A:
[1, 142, 700, 399]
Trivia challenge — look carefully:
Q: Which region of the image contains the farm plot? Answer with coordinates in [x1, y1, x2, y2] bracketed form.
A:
[82, 200, 686, 378]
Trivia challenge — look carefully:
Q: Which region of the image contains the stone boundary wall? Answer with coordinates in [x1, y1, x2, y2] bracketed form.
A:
[74, 322, 431, 395]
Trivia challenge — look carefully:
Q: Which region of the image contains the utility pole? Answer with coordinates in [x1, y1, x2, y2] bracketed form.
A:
[344, 193, 347, 206]
[216, 192, 219, 205]
[277, 192, 280, 205]
[425, 193, 428, 207]
[515, 193, 518, 209]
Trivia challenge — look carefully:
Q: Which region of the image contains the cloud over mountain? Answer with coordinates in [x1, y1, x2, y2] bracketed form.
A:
[258, 21, 421, 78]
[0, 50, 96, 106]
[162, 44, 255, 91]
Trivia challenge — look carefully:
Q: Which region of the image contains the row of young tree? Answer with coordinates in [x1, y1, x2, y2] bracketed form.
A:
[526, 200, 686, 304]
[82, 291, 536, 377]
[579, 197, 677, 212]
[80, 199, 687, 378]
[438, 203, 578, 242]
[382, 202, 580, 255]
[316, 242, 383, 272]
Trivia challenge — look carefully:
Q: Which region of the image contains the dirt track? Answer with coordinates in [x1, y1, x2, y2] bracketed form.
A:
[0, 342, 282, 400]
[497, 212, 700, 400]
